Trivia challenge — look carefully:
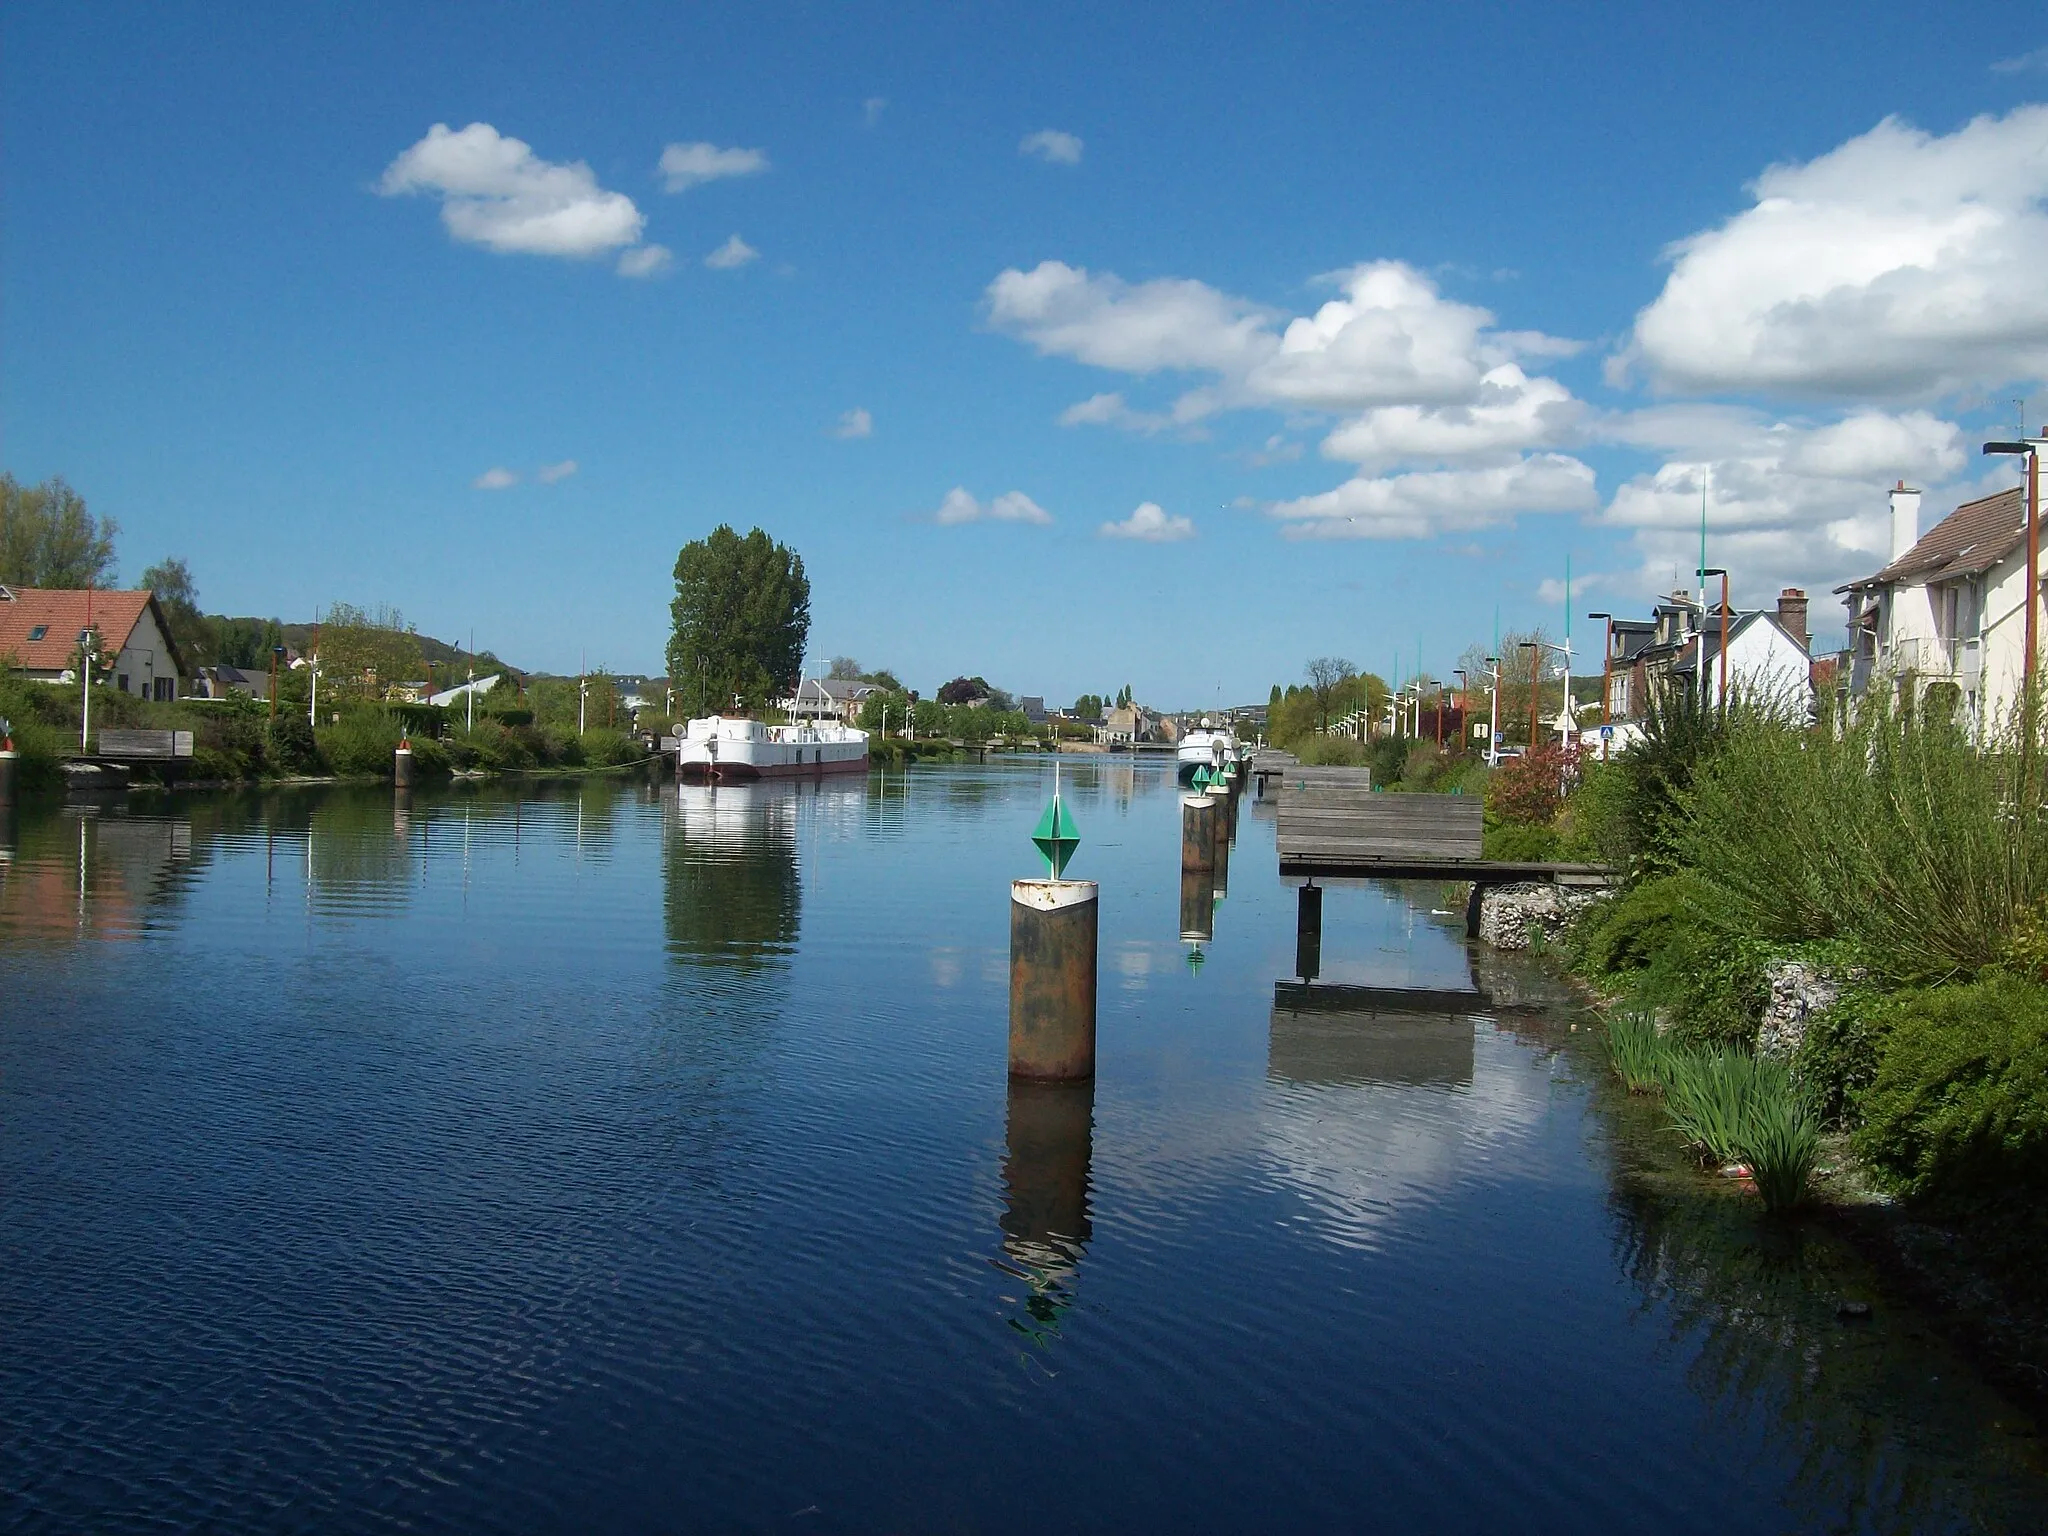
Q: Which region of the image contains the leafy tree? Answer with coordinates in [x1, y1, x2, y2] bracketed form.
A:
[863, 667, 905, 693]
[139, 557, 200, 657]
[1304, 656, 1357, 731]
[317, 602, 423, 701]
[937, 675, 989, 705]
[0, 474, 119, 588]
[829, 656, 863, 680]
[1073, 693, 1104, 722]
[667, 526, 810, 715]
[1269, 684, 1282, 710]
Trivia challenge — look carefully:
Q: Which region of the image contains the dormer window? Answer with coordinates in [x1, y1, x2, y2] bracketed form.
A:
[27, 624, 47, 641]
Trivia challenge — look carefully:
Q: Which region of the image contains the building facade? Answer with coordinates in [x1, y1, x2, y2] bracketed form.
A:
[0, 585, 186, 700]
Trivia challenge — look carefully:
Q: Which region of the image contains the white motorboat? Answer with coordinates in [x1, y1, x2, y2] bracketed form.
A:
[675, 715, 868, 781]
[1176, 718, 1239, 784]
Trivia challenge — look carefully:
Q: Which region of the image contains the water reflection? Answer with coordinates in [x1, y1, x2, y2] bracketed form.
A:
[994, 1078, 1095, 1345]
[662, 782, 802, 970]
[1268, 983, 1478, 1088]
[0, 806, 198, 940]
[1604, 1116, 2048, 1531]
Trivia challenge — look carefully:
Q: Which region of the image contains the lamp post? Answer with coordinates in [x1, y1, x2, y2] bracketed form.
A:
[1587, 611, 1614, 759]
[1484, 655, 1501, 766]
[1982, 437, 2045, 705]
[1453, 668, 1468, 756]
[78, 630, 96, 752]
[1698, 568, 1730, 711]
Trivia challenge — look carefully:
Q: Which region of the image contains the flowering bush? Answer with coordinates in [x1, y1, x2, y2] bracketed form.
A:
[1486, 743, 1581, 827]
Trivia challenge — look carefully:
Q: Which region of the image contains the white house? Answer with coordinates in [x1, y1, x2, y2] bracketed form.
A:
[1838, 481, 2032, 733]
[0, 584, 187, 700]
[1609, 586, 1813, 721]
[785, 677, 878, 724]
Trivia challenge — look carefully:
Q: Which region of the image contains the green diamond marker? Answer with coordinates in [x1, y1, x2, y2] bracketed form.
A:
[1191, 764, 1212, 789]
[1032, 764, 1081, 879]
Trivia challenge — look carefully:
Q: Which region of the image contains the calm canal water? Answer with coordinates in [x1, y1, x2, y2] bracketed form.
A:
[2, 760, 2044, 1533]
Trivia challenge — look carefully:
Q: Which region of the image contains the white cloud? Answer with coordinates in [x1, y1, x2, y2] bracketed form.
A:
[537, 459, 578, 484]
[1020, 128, 1084, 165]
[705, 233, 759, 270]
[658, 141, 770, 193]
[863, 97, 888, 127]
[381, 123, 643, 258]
[1321, 364, 1586, 466]
[1248, 262, 1563, 410]
[616, 243, 672, 278]
[1597, 409, 1972, 603]
[1623, 106, 2048, 399]
[1058, 391, 1173, 434]
[1267, 455, 1598, 540]
[1991, 46, 2048, 74]
[1100, 501, 1195, 542]
[473, 466, 518, 490]
[832, 407, 873, 439]
[986, 260, 1277, 375]
[931, 487, 1053, 526]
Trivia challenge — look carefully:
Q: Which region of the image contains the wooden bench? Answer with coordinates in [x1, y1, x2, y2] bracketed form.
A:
[96, 729, 194, 760]
[1277, 786, 1480, 867]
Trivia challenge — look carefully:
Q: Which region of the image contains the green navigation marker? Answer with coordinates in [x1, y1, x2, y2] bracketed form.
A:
[1191, 764, 1212, 789]
[1031, 763, 1081, 879]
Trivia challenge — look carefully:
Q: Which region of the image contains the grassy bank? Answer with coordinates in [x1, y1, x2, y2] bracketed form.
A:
[1511, 684, 2048, 1391]
[0, 675, 651, 791]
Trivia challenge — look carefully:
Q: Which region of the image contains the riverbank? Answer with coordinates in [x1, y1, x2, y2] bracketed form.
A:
[1462, 871, 2048, 1412]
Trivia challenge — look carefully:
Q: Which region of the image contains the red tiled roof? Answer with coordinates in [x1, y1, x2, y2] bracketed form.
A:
[0, 586, 164, 672]
[1838, 487, 2025, 592]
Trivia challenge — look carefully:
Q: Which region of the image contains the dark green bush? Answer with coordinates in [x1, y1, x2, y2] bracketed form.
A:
[1853, 974, 2048, 1198]
[1571, 872, 1708, 977]
[1482, 821, 1557, 861]
[489, 707, 535, 727]
[578, 727, 643, 767]
[264, 713, 323, 776]
[316, 709, 403, 777]
[1793, 983, 1892, 1127]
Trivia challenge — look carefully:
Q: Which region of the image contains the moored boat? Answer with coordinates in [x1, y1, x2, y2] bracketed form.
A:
[676, 715, 868, 781]
[1176, 718, 1240, 784]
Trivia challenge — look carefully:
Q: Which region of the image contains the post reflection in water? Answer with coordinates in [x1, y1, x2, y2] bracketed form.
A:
[1178, 863, 1215, 944]
[995, 1078, 1095, 1345]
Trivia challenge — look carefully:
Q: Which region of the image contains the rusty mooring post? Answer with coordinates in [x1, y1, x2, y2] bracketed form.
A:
[1180, 792, 1217, 872]
[1010, 768, 1095, 1081]
[1010, 879, 1098, 1080]
[393, 737, 415, 791]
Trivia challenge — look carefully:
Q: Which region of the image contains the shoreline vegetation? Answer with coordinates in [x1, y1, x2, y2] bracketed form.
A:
[1421, 681, 2048, 1407]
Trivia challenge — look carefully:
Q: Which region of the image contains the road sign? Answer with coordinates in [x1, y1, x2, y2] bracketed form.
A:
[1600, 725, 1614, 740]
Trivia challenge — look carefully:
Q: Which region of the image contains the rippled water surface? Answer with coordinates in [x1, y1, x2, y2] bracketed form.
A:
[2, 763, 2044, 1533]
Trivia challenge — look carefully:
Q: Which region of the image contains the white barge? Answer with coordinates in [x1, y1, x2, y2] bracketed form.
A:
[675, 715, 869, 782]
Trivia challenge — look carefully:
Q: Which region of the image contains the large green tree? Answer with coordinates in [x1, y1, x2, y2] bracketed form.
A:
[1, 474, 119, 588]
[667, 526, 810, 715]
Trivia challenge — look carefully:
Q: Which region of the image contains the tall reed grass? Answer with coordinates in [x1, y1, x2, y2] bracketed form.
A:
[1670, 689, 2048, 983]
[1603, 1009, 1666, 1093]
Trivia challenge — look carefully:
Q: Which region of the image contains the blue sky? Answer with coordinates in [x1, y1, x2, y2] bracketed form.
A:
[7, 2, 2048, 705]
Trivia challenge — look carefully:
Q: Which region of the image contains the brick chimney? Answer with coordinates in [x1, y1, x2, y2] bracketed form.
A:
[1776, 587, 1810, 652]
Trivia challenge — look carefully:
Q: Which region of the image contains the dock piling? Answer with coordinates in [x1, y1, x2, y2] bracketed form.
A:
[1009, 879, 1098, 1080]
[1296, 883, 1322, 982]
[1180, 793, 1218, 872]
[393, 737, 415, 791]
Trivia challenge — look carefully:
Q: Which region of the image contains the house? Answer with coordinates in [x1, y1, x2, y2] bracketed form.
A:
[1836, 481, 2031, 733]
[429, 673, 503, 708]
[1019, 695, 1048, 725]
[0, 584, 187, 700]
[1095, 703, 1160, 745]
[1606, 586, 1812, 720]
[786, 677, 879, 724]
[197, 663, 271, 700]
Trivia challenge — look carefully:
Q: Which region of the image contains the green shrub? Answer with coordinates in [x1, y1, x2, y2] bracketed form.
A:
[316, 709, 404, 777]
[1556, 759, 1630, 867]
[1570, 871, 1708, 977]
[1853, 974, 2048, 1198]
[1486, 743, 1578, 826]
[1617, 681, 1730, 875]
[1792, 983, 1891, 1127]
[578, 727, 643, 767]
[1294, 734, 1372, 769]
[1482, 821, 1557, 861]
[265, 713, 324, 776]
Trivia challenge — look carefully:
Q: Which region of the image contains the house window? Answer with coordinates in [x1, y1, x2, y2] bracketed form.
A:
[27, 624, 47, 641]
[154, 677, 174, 702]
[118, 674, 130, 693]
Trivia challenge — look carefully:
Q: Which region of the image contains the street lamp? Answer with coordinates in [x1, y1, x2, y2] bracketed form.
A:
[1587, 611, 1614, 759]
[1698, 568, 1729, 711]
[1453, 668, 1468, 755]
[1983, 437, 2046, 699]
[1483, 655, 1501, 766]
